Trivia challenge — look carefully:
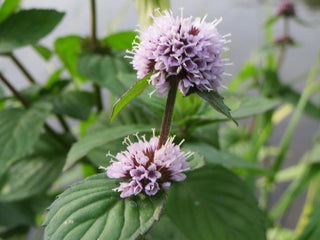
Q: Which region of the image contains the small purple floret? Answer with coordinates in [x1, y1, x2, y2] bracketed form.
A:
[104, 132, 192, 198]
[128, 10, 230, 97]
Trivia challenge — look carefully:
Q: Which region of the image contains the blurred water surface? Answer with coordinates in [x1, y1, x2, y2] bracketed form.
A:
[0, 0, 319, 230]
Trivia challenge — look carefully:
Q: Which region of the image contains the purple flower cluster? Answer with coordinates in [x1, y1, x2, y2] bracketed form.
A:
[127, 10, 230, 97]
[274, 35, 295, 46]
[103, 131, 191, 198]
[277, 0, 296, 17]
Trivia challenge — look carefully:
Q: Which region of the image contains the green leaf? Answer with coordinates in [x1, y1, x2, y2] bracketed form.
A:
[55, 35, 84, 82]
[0, 201, 35, 227]
[33, 44, 52, 60]
[146, 215, 188, 240]
[0, 9, 64, 53]
[0, 134, 66, 201]
[77, 54, 128, 95]
[229, 63, 258, 92]
[0, 104, 52, 176]
[111, 74, 150, 122]
[297, 205, 320, 240]
[50, 90, 95, 120]
[166, 165, 266, 240]
[102, 31, 137, 50]
[265, 15, 280, 27]
[185, 143, 264, 172]
[197, 90, 238, 125]
[0, 0, 21, 23]
[44, 174, 166, 240]
[65, 125, 152, 171]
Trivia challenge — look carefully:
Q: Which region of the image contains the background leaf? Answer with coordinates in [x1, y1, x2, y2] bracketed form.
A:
[0, 9, 64, 53]
[55, 35, 84, 81]
[0, 0, 21, 23]
[65, 125, 152, 171]
[166, 165, 266, 240]
[0, 134, 66, 201]
[0, 104, 51, 175]
[102, 31, 137, 50]
[44, 174, 165, 240]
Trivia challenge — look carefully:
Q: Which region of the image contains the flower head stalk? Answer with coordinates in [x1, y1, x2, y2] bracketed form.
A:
[103, 130, 192, 198]
[127, 10, 230, 97]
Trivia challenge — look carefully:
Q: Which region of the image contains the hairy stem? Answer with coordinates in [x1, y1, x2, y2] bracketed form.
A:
[0, 72, 71, 149]
[158, 78, 179, 149]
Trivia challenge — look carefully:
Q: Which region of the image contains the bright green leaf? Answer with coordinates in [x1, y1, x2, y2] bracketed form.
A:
[0, 134, 66, 201]
[0, 0, 21, 23]
[102, 31, 137, 50]
[0, 104, 52, 176]
[111, 74, 150, 122]
[33, 44, 52, 60]
[0, 9, 64, 53]
[54, 35, 84, 82]
[166, 165, 266, 240]
[197, 90, 238, 125]
[65, 125, 152, 171]
[44, 174, 166, 240]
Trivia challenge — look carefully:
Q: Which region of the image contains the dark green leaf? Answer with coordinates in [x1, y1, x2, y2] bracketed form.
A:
[54, 35, 84, 81]
[44, 174, 166, 240]
[185, 143, 264, 172]
[0, 0, 21, 23]
[0, 134, 66, 201]
[65, 125, 152, 171]
[111, 74, 150, 122]
[33, 44, 52, 60]
[0, 201, 34, 227]
[146, 215, 188, 240]
[166, 165, 266, 240]
[197, 90, 238, 125]
[0, 104, 52, 176]
[102, 31, 137, 50]
[0, 9, 64, 53]
[51, 90, 95, 120]
[77, 54, 128, 95]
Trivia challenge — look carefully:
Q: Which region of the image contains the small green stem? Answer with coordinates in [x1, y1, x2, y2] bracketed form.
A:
[158, 78, 179, 149]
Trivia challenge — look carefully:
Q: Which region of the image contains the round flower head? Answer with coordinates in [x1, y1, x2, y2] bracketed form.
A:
[102, 130, 192, 198]
[127, 10, 231, 97]
[277, 0, 296, 17]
